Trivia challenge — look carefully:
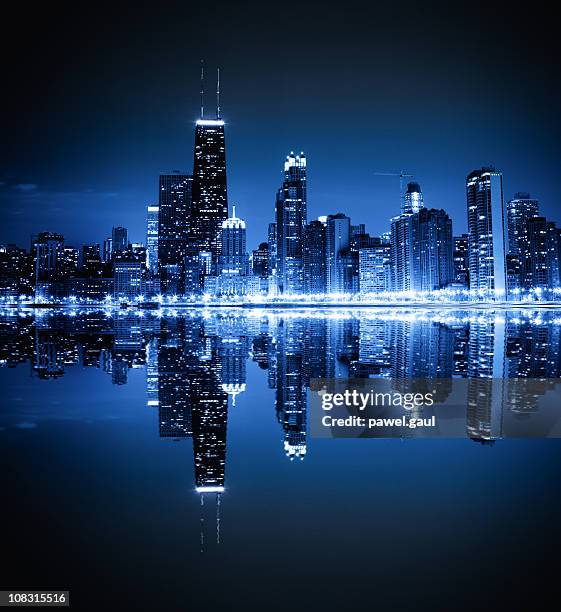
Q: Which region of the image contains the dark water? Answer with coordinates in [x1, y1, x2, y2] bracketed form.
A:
[1, 307, 560, 611]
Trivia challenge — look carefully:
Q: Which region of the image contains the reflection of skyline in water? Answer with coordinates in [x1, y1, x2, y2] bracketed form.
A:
[2, 308, 561, 527]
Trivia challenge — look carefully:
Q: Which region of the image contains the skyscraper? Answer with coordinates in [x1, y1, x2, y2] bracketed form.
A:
[390, 182, 424, 292]
[411, 208, 454, 291]
[251, 242, 269, 278]
[453, 234, 469, 286]
[146, 205, 159, 272]
[303, 219, 327, 294]
[33, 232, 65, 299]
[191, 117, 228, 260]
[506, 192, 539, 256]
[326, 213, 350, 294]
[111, 226, 128, 254]
[402, 181, 424, 214]
[158, 172, 193, 295]
[466, 167, 507, 295]
[275, 153, 307, 294]
[524, 217, 560, 289]
[359, 243, 391, 293]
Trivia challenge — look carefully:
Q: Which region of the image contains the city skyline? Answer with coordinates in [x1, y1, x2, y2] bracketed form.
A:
[3, 3, 561, 252]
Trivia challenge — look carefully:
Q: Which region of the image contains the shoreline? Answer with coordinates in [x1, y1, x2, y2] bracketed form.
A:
[2, 301, 561, 310]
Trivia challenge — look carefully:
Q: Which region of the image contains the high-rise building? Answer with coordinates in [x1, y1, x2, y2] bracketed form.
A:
[102, 238, 112, 263]
[524, 217, 560, 289]
[390, 182, 425, 292]
[146, 205, 159, 272]
[267, 222, 277, 277]
[191, 117, 228, 259]
[219, 207, 247, 273]
[303, 220, 327, 294]
[251, 242, 269, 278]
[453, 234, 469, 287]
[33, 232, 65, 299]
[80, 244, 102, 277]
[326, 213, 351, 294]
[359, 244, 391, 294]
[390, 213, 414, 292]
[403, 181, 424, 214]
[111, 226, 128, 254]
[506, 192, 539, 256]
[0, 244, 33, 298]
[275, 153, 307, 294]
[411, 208, 454, 291]
[466, 167, 507, 295]
[158, 172, 193, 295]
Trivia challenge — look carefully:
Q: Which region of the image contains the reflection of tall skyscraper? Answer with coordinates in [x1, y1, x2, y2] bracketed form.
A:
[275, 153, 307, 294]
[157, 318, 195, 438]
[273, 318, 307, 459]
[466, 316, 505, 442]
[466, 167, 507, 295]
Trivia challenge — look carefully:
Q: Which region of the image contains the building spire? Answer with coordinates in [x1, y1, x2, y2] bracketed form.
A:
[200, 59, 205, 119]
[216, 67, 221, 119]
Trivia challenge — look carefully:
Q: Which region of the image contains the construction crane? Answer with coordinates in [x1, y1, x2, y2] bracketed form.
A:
[374, 171, 414, 208]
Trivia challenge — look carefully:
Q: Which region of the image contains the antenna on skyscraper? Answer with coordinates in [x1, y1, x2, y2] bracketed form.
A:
[216, 67, 221, 119]
[200, 59, 205, 119]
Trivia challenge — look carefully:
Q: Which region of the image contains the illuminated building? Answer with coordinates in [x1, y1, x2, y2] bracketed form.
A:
[275, 153, 307, 294]
[466, 167, 507, 295]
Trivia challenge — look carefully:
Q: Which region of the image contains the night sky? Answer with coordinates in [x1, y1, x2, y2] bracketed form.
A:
[2, 1, 560, 250]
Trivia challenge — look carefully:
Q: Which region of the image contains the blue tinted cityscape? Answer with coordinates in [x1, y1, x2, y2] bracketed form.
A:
[2, 81, 561, 306]
[3, 2, 561, 607]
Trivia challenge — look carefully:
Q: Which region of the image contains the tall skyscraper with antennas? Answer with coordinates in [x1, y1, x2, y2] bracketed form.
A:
[191, 65, 228, 265]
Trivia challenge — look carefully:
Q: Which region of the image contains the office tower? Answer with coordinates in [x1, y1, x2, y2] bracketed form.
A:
[251, 242, 269, 278]
[102, 237, 113, 262]
[390, 182, 424, 292]
[191, 113, 228, 259]
[466, 167, 507, 295]
[158, 172, 193, 295]
[390, 213, 413, 292]
[60, 247, 79, 277]
[0, 244, 33, 298]
[359, 243, 391, 293]
[33, 232, 65, 299]
[402, 181, 424, 214]
[411, 208, 454, 291]
[267, 222, 277, 276]
[351, 223, 366, 237]
[80, 244, 102, 277]
[275, 153, 307, 294]
[219, 206, 248, 274]
[302, 220, 327, 294]
[210, 207, 249, 296]
[506, 192, 539, 256]
[111, 226, 128, 254]
[524, 217, 560, 289]
[113, 245, 146, 301]
[453, 235, 469, 286]
[146, 205, 159, 272]
[326, 213, 350, 294]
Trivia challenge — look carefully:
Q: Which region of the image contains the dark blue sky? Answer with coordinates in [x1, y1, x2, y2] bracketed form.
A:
[2, 1, 560, 249]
